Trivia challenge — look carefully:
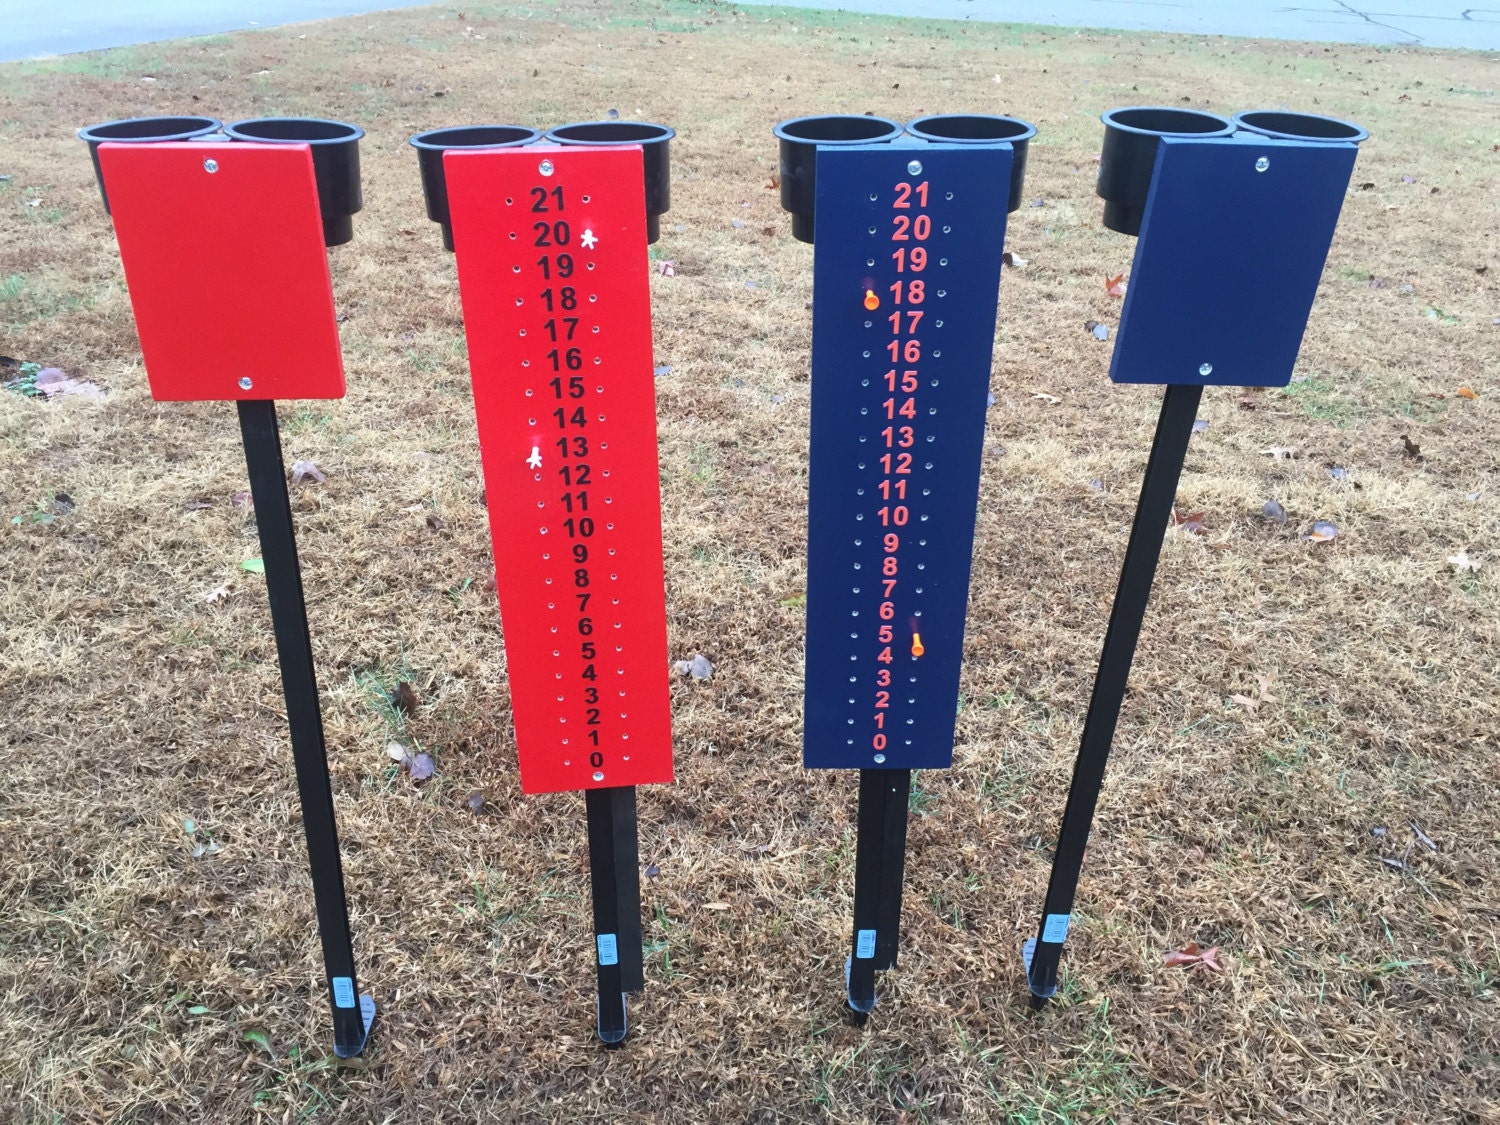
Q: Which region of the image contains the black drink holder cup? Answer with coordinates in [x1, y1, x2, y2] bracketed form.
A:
[1023, 105, 1368, 1008]
[772, 115, 904, 244]
[222, 117, 365, 247]
[544, 121, 675, 243]
[903, 113, 1036, 213]
[410, 125, 543, 251]
[78, 115, 223, 212]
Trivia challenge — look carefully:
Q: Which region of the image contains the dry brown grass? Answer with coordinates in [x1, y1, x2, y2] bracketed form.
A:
[2, 2, 1498, 1121]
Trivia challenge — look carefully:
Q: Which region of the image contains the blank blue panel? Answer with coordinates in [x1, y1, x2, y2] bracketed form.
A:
[804, 142, 1010, 770]
[1110, 135, 1357, 388]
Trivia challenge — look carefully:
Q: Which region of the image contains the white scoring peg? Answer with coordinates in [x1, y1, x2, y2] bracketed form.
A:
[579, 229, 599, 250]
[527, 445, 543, 469]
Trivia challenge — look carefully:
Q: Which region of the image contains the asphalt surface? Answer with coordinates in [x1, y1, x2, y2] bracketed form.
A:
[0, 0, 1494, 64]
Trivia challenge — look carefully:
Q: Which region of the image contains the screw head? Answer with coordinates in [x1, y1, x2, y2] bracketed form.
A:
[906, 160, 923, 176]
[873, 753, 887, 764]
[1198, 363, 1214, 377]
[539, 159, 554, 177]
[203, 159, 219, 173]
[1255, 156, 1270, 172]
[591, 770, 604, 781]
[238, 376, 253, 390]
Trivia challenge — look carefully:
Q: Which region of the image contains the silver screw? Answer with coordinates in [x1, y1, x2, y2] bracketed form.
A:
[592, 770, 604, 781]
[906, 160, 923, 176]
[238, 376, 253, 390]
[539, 159, 554, 177]
[204, 159, 219, 173]
[873, 753, 886, 764]
[1255, 156, 1270, 172]
[1198, 363, 1213, 376]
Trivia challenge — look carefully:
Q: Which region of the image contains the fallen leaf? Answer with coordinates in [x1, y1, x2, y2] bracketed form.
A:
[183, 499, 214, 511]
[1164, 942, 1223, 973]
[1191, 418, 1209, 434]
[1105, 272, 1127, 297]
[1456, 386, 1478, 400]
[1263, 499, 1288, 524]
[241, 1027, 273, 1055]
[409, 752, 435, 781]
[673, 653, 715, 680]
[1171, 509, 1205, 536]
[466, 789, 485, 814]
[1408, 820, 1438, 851]
[1031, 391, 1061, 405]
[1231, 693, 1261, 713]
[653, 365, 673, 377]
[425, 513, 445, 531]
[779, 591, 806, 607]
[701, 902, 730, 911]
[1400, 434, 1423, 460]
[765, 173, 779, 189]
[1305, 520, 1339, 543]
[656, 260, 676, 277]
[1001, 251, 1028, 269]
[290, 460, 325, 485]
[231, 490, 252, 509]
[761, 225, 776, 236]
[1326, 465, 1349, 480]
[1381, 856, 1407, 870]
[391, 682, 419, 715]
[644, 863, 661, 879]
[239, 558, 265, 575]
[1448, 549, 1482, 573]
[203, 584, 232, 604]
[385, 740, 411, 763]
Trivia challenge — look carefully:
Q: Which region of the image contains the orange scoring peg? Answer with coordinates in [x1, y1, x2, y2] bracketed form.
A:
[863, 288, 879, 311]
[911, 632, 925, 658]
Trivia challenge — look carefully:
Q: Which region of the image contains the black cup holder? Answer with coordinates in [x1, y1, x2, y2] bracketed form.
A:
[78, 115, 223, 213]
[543, 121, 674, 244]
[1097, 106, 1234, 236]
[1231, 110, 1368, 144]
[772, 115, 904, 244]
[224, 117, 364, 247]
[903, 114, 1038, 213]
[410, 125, 542, 251]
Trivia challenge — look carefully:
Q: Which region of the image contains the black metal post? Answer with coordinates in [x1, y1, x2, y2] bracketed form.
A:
[1024, 383, 1203, 1007]
[585, 785, 644, 1044]
[237, 399, 375, 1057]
[846, 768, 912, 1017]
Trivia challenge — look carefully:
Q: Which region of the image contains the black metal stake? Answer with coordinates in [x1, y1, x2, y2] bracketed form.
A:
[238, 399, 375, 1057]
[846, 768, 912, 1017]
[585, 785, 644, 1045]
[1024, 383, 1203, 1007]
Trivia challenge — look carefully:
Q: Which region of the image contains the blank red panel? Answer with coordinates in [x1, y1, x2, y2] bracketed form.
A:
[99, 141, 345, 401]
[445, 145, 674, 795]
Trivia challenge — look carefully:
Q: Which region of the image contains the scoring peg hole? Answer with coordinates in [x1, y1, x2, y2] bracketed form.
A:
[924, 462, 934, 470]
[934, 320, 944, 328]
[592, 771, 604, 781]
[596, 387, 604, 394]
[861, 379, 869, 387]
[515, 297, 524, 307]
[847, 739, 855, 745]
[525, 389, 533, 396]
[866, 259, 875, 267]
[594, 357, 602, 365]
[519, 329, 527, 337]
[581, 194, 591, 203]
[522, 360, 531, 367]
[550, 626, 558, 633]
[855, 513, 865, 521]
[509, 232, 517, 241]
[945, 191, 954, 200]
[528, 417, 536, 425]
[540, 527, 549, 534]
[868, 226, 877, 234]
[622, 754, 630, 761]
[505, 197, 514, 205]
[936, 289, 947, 298]
[592, 326, 600, 334]
[534, 473, 542, 482]
[606, 523, 614, 530]
[939, 258, 949, 266]
[537, 500, 545, 508]
[869, 193, 878, 201]
[553, 649, 560, 656]
[587, 262, 596, 271]
[873, 753, 886, 764]
[597, 415, 606, 423]
[863, 321, 872, 329]
[542, 553, 551, 560]
[512, 265, 522, 273]
[589, 294, 598, 303]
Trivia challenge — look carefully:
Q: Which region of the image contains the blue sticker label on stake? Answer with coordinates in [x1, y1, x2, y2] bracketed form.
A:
[597, 933, 619, 966]
[856, 929, 877, 959]
[1042, 914, 1071, 944]
[331, 976, 356, 1008]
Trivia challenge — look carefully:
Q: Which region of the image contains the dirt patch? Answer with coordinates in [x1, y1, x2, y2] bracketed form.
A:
[1, 2, 1498, 1122]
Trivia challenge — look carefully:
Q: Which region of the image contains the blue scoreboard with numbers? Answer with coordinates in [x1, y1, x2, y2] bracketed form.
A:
[803, 141, 1012, 771]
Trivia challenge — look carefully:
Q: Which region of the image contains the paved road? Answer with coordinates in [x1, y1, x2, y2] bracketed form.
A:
[740, 0, 1499, 51]
[0, 1, 433, 63]
[1, 0, 1495, 62]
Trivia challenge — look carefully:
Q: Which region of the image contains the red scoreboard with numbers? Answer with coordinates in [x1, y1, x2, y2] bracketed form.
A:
[445, 146, 674, 795]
